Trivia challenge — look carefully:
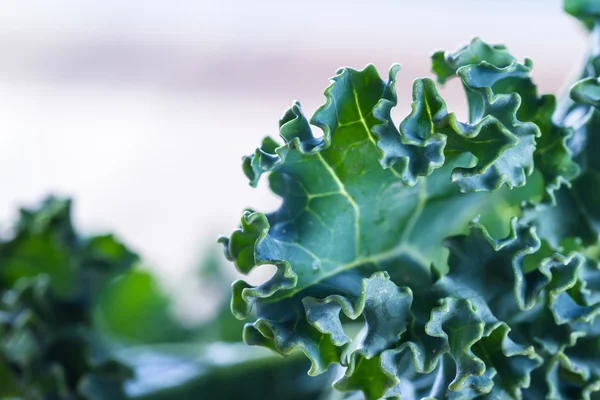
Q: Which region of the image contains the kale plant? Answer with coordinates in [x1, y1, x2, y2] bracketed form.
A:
[221, 1, 600, 398]
[0, 198, 137, 399]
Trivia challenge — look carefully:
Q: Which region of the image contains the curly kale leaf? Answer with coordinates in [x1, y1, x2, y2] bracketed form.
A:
[218, 33, 600, 399]
[434, 38, 579, 201]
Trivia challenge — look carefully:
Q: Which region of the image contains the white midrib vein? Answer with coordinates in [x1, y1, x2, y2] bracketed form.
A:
[316, 152, 361, 256]
[353, 88, 402, 179]
[401, 178, 427, 243]
[313, 86, 406, 256]
[312, 87, 408, 257]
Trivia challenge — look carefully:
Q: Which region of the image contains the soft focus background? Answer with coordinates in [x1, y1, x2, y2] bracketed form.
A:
[0, 0, 588, 323]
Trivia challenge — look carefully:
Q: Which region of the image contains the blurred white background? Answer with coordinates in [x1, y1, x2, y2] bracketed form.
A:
[0, 0, 588, 321]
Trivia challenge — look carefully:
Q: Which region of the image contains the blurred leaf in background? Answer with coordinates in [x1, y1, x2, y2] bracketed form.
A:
[0, 197, 137, 399]
[119, 343, 334, 400]
[95, 268, 189, 344]
[193, 246, 246, 343]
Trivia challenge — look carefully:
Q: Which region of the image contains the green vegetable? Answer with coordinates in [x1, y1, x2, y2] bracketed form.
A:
[95, 269, 188, 344]
[221, 1, 600, 398]
[0, 198, 136, 399]
[0, 198, 324, 400]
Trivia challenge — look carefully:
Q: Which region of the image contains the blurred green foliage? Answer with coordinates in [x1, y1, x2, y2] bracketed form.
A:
[96, 269, 188, 344]
[0, 197, 333, 399]
[0, 197, 136, 399]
